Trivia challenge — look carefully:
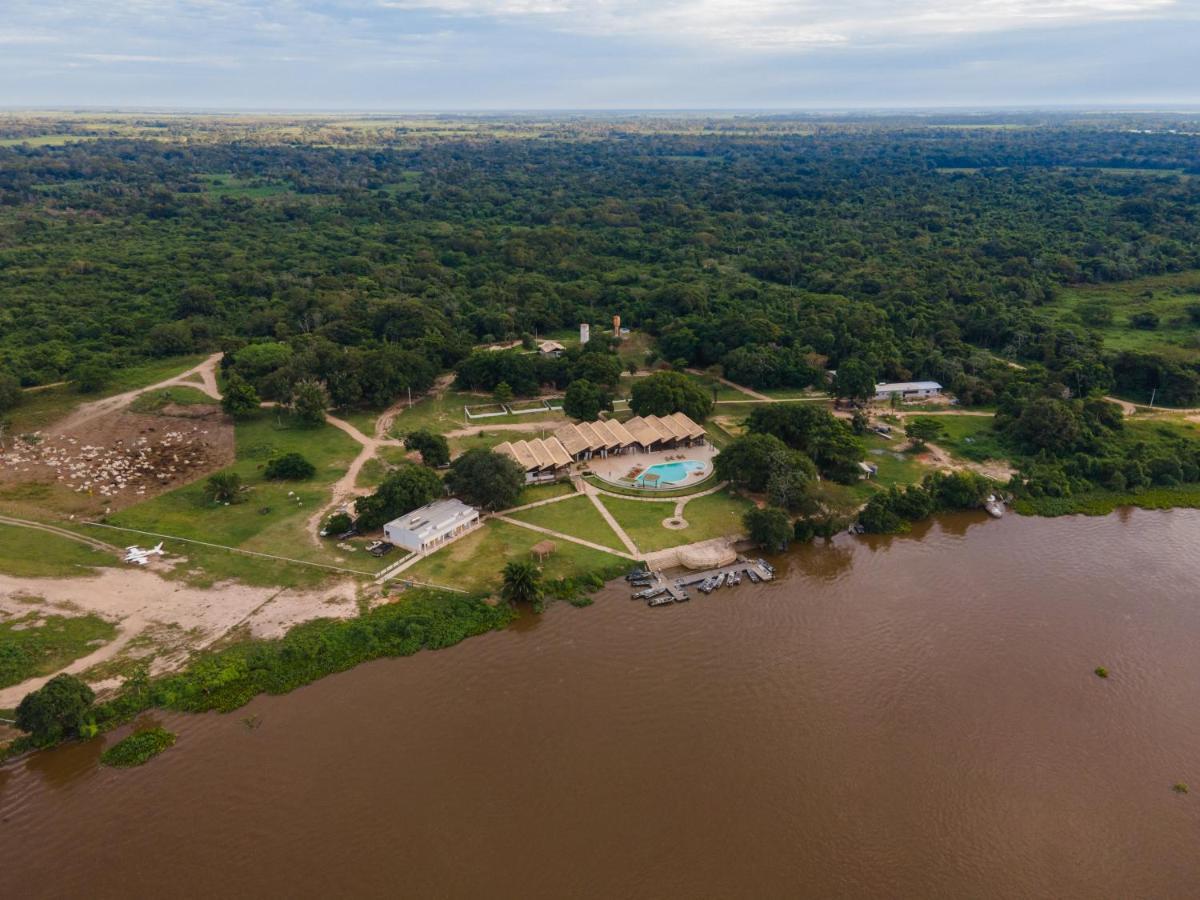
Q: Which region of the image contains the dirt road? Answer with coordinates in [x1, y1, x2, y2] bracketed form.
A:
[51, 353, 223, 434]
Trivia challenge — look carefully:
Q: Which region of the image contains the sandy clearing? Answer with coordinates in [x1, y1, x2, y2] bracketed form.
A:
[0, 565, 359, 706]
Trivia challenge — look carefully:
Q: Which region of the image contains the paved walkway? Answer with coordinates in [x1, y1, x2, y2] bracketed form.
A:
[494, 514, 637, 561]
[579, 482, 640, 556]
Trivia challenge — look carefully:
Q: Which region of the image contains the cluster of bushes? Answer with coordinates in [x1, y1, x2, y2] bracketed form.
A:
[859, 471, 994, 534]
[100, 727, 177, 768]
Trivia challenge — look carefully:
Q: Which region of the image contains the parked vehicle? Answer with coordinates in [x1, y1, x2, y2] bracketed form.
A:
[366, 541, 395, 558]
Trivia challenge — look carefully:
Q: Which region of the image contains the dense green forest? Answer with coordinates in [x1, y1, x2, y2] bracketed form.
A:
[1, 116, 1198, 397]
[2, 114, 1200, 510]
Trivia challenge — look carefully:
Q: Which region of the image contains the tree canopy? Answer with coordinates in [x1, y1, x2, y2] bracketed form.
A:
[445, 449, 525, 512]
[629, 370, 713, 422]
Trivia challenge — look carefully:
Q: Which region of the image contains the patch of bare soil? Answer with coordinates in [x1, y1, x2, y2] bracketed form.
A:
[0, 567, 362, 707]
[0, 408, 234, 513]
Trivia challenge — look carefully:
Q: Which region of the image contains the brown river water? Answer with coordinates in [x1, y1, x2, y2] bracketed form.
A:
[2, 508, 1199, 898]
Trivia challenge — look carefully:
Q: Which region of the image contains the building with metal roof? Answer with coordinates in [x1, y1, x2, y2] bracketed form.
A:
[383, 499, 480, 554]
[873, 381, 943, 402]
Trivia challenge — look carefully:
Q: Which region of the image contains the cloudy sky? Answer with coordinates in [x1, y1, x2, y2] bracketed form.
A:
[2, 0, 1196, 109]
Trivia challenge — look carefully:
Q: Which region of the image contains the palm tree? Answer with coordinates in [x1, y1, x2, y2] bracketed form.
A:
[501, 560, 543, 608]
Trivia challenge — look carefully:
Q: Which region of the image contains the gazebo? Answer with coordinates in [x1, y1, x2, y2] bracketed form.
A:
[531, 540, 557, 562]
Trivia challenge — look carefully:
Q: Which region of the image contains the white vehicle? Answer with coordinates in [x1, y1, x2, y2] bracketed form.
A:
[123, 542, 165, 565]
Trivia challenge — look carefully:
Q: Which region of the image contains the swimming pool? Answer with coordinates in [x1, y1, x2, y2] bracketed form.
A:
[635, 459, 709, 487]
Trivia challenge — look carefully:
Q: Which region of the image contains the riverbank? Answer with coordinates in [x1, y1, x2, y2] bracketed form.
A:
[1, 588, 513, 762]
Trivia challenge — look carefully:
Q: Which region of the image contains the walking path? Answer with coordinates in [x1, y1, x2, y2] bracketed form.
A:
[0, 614, 148, 709]
[687, 368, 772, 402]
[578, 481, 640, 556]
[493, 514, 637, 561]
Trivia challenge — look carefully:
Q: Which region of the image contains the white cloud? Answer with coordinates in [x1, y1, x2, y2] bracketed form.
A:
[377, 0, 1180, 49]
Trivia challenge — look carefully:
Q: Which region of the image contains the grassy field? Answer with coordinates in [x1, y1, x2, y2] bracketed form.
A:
[388, 389, 567, 437]
[506, 495, 625, 551]
[198, 173, 292, 199]
[0, 611, 117, 688]
[104, 411, 379, 587]
[930, 415, 1009, 463]
[1042, 270, 1200, 361]
[128, 386, 215, 414]
[355, 447, 413, 490]
[598, 490, 753, 552]
[0, 524, 116, 578]
[402, 519, 626, 594]
[512, 481, 576, 507]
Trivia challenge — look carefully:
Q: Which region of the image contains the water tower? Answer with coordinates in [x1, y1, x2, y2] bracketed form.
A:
[613, 314, 621, 336]
[580, 323, 590, 345]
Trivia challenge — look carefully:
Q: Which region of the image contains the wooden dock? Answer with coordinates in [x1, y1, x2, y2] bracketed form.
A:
[636, 558, 775, 606]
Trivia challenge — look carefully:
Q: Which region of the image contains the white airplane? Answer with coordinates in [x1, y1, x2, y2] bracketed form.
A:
[123, 542, 165, 565]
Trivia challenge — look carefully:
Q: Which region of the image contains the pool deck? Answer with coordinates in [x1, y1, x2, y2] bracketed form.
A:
[587, 444, 718, 491]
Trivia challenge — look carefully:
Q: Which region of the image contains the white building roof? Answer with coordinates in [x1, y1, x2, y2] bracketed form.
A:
[874, 381, 942, 393]
[385, 499, 478, 542]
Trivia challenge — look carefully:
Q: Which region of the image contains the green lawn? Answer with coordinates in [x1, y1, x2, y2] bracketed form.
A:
[513, 481, 576, 507]
[104, 412, 376, 587]
[931, 415, 1009, 463]
[862, 433, 930, 486]
[402, 520, 626, 594]
[356, 447, 413, 490]
[0, 611, 117, 688]
[598, 490, 753, 552]
[507, 495, 625, 551]
[0, 524, 116, 578]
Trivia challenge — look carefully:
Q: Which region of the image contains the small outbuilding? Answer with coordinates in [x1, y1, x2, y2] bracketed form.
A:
[531, 540, 556, 562]
[873, 381, 943, 402]
[538, 340, 565, 357]
[383, 499, 480, 554]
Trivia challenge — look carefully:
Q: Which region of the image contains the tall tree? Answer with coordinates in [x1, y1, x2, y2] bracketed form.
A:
[405, 430, 450, 468]
[629, 370, 713, 422]
[446, 449, 525, 511]
[563, 378, 612, 421]
[834, 359, 876, 401]
[743, 507, 792, 551]
[221, 371, 261, 419]
[290, 379, 329, 427]
[355, 464, 443, 530]
[16, 674, 96, 745]
[501, 560, 544, 609]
